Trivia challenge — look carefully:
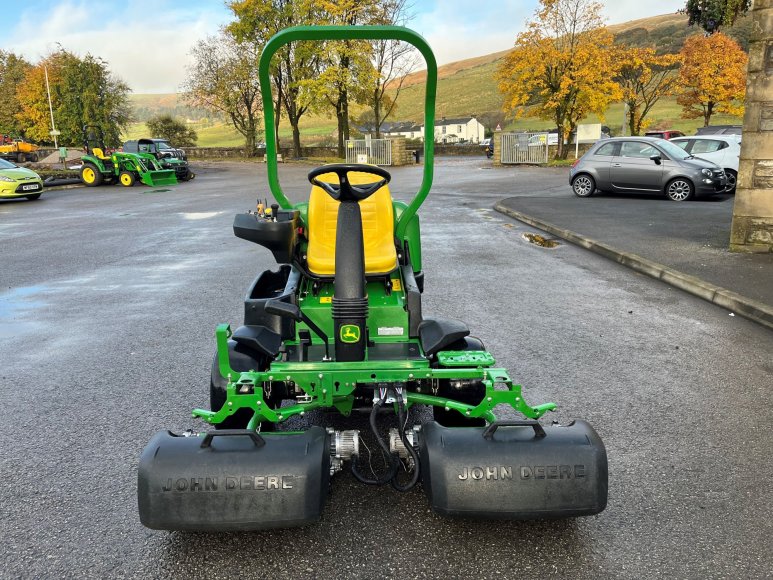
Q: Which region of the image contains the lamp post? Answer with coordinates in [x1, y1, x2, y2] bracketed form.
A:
[44, 65, 59, 149]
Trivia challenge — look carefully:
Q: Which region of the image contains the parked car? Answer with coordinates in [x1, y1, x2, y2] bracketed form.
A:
[569, 137, 727, 201]
[644, 129, 685, 140]
[670, 135, 741, 193]
[0, 158, 44, 201]
[696, 125, 742, 136]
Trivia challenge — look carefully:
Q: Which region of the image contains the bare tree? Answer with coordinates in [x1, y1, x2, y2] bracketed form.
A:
[184, 31, 262, 156]
[369, 0, 419, 137]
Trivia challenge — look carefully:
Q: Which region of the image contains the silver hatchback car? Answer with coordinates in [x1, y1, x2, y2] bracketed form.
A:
[569, 137, 727, 201]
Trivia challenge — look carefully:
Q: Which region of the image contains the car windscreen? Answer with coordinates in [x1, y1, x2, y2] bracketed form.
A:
[155, 142, 173, 150]
[656, 139, 692, 160]
[0, 159, 17, 169]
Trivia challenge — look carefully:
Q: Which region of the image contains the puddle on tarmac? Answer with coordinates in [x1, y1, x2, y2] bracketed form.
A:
[180, 212, 223, 220]
[523, 232, 560, 248]
[0, 285, 47, 338]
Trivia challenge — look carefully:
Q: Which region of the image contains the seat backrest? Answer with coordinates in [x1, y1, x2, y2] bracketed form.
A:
[92, 147, 109, 159]
[306, 170, 397, 276]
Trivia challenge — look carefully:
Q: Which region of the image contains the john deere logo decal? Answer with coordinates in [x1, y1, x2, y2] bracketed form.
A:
[340, 324, 360, 343]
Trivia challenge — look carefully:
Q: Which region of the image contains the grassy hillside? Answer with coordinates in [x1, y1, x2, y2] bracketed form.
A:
[125, 12, 750, 146]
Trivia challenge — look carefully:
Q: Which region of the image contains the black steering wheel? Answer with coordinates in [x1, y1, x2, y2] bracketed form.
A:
[308, 164, 391, 202]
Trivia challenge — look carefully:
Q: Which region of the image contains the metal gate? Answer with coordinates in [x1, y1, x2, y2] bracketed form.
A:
[345, 138, 392, 166]
[500, 132, 550, 164]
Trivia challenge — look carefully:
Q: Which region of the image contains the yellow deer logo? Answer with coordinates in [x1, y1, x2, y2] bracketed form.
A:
[340, 324, 361, 343]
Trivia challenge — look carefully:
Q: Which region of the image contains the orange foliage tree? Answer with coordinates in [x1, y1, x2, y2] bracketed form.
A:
[677, 33, 747, 127]
[496, 0, 621, 159]
[615, 48, 682, 136]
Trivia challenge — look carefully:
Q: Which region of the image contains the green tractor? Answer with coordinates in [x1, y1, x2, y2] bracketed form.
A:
[138, 26, 608, 531]
[79, 125, 176, 188]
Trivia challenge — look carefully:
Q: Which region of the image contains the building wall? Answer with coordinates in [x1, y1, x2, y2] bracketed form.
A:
[730, 3, 773, 253]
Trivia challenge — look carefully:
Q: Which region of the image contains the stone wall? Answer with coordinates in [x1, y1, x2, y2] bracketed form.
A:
[730, 2, 773, 252]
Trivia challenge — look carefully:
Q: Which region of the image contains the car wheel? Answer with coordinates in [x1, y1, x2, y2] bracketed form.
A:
[666, 178, 694, 201]
[119, 171, 136, 187]
[80, 163, 103, 187]
[571, 174, 595, 197]
[724, 169, 737, 194]
[25, 193, 41, 201]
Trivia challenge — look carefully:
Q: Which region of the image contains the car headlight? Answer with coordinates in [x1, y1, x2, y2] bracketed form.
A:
[0, 175, 14, 182]
[701, 168, 713, 177]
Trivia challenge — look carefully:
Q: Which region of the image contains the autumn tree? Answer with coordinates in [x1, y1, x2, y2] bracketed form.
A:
[677, 33, 747, 127]
[496, 0, 621, 159]
[228, 0, 321, 158]
[683, 0, 752, 33]
[146, 115, 198, 147]
[185, 31, 263, 156]
[615, 48, 681, 135]
[15, 50, 131, 146]
[307, 0, 384, 157]
[0, 51, 32, 137]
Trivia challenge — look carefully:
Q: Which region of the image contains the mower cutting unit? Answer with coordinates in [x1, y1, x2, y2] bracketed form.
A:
[138, 26, 607, 532]
[80, 125, 176, 188]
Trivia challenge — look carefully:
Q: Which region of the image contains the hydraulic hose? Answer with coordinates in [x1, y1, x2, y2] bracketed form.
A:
[350, 397, 398, 485]
[391, 396, 421, 492]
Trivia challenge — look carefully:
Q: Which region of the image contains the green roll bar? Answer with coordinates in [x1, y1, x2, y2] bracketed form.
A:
[258, 25, 437, 240]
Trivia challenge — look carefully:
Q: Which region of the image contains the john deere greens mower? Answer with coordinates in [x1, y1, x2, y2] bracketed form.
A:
[79, 125, 176, 188]
[138, 26, 607, 531]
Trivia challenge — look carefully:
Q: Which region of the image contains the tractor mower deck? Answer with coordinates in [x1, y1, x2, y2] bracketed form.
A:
[137, 25, 608, 532]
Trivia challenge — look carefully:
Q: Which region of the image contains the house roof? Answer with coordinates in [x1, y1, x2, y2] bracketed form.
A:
[435, 117, 477, 126]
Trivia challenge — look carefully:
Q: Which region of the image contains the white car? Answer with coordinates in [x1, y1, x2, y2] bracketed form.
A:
[670, 135, 741, 193]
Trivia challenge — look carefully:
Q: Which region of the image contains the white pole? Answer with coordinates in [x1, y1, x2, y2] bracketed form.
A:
[44, 65, 58, 149]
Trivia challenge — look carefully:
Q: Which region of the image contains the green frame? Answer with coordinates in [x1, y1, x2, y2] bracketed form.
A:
[259, 25, 436, 240]
[195, 25, 556, 428]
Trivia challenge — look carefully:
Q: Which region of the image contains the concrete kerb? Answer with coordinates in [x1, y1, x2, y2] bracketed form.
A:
[494, 202, 773, 332]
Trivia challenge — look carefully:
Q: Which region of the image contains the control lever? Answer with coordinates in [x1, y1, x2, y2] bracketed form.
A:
[265, 300, 331, 360]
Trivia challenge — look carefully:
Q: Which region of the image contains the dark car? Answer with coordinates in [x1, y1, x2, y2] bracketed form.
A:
[569, 137, 727, 201]
[695, 125, 742, 136]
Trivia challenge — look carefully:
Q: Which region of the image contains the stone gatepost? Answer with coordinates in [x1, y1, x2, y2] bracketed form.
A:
[730, 3, 773, 252]
[391, 136, 407, 166]
[493, 130, 503, 167]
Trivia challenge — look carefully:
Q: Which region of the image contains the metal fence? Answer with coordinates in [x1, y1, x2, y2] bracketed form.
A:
[345, 138, 393, 166]
[500, 132, 550, 164]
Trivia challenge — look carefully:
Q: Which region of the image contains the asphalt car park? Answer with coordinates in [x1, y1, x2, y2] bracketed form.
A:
[1, 158, 772, 578]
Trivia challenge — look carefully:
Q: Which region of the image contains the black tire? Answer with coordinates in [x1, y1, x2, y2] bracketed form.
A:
[25, 193, 41, 201]
[724, 169, 737, 194]
[571, 174, 595, 197]
[29, 153, 38, 162]
[210, 348, 279, 431]
[80, 163, 103, 187]
[16, 152, 25, 163]
[118, 170, 136, 187]
[666, 177, 694, 201]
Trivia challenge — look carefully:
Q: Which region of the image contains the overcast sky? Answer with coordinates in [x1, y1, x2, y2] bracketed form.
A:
[1, 0, 685, 94]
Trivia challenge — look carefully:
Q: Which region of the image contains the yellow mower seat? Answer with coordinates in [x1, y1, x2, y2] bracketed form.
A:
[91, 148, 110, 160]
[306, 170, 397, 277]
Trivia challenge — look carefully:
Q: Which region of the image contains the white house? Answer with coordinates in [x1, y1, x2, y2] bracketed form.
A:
[360, 116, 485, 143]
[433, 117, 485, 144]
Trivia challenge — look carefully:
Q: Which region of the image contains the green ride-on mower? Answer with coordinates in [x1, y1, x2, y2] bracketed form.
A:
[79, 125, 176, 188]
[138, 26, 607, 531]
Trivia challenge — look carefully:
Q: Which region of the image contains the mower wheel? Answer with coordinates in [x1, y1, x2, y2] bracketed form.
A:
[210, 347, 278, 431]
[119, 171, 136, 187]
[80, 163, 103, 187]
